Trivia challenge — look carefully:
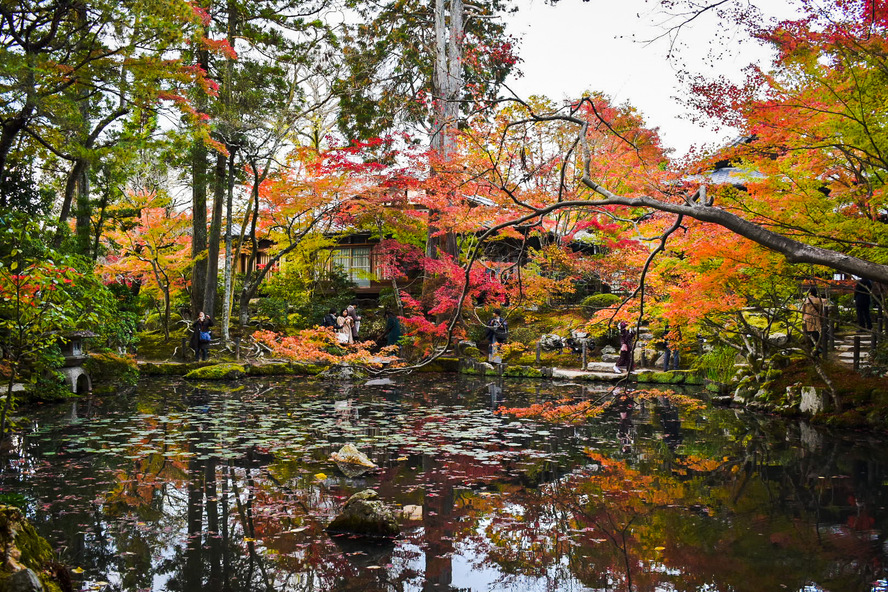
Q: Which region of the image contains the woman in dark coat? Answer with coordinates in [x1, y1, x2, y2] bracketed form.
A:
[614, 321, 634, 374]
[190, 311, 214, 361]
[382, 310, 402, 353]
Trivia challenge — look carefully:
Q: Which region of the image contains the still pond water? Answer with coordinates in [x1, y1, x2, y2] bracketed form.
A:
[2, 373, 888, 592]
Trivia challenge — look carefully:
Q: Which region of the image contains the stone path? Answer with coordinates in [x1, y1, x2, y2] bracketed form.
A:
[551, 361, 647, 382]
[833, 332, 875, 370]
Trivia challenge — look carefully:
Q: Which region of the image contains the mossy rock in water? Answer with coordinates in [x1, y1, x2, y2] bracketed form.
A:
[85, 352, 139, 386]
[682, 372, 705, 385]
[460, 361, 495, 376]
[296, 363, 327, 375]
[0, 506, 52, 570]
[0, 505, 65, 592]
[245, 362, 294, 376]
[184, 363, 247, 380]
[635, 371, 655, 383]
[705, 382, 723, 393]
[647, 371, 684, 384]
[245, 362, 328, 376]
[318, 365, 368, 381]
[327, 490, 399, 537]
[502, 365, 543, 378]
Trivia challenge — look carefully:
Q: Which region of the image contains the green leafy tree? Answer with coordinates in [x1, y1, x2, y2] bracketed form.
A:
[0, 214, 118, 437]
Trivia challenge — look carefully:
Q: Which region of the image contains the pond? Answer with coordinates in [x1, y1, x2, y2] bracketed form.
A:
[2, 373, 887, 592]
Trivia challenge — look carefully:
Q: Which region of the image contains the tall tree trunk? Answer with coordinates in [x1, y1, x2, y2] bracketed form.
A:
[54, 158, 86, 249]
[222, 150, 237, 342]
[191, 49, 210, 319]
[192, 139, 209, 319]
[206, 3, 237, 321]
[91, 184, 110, 261]
[426, 0, 462, 262]
[204, 151, 226, 317]
[0, 363, 19, 440]
[238, 174, 262, 329]
[74, 160, 91, 256]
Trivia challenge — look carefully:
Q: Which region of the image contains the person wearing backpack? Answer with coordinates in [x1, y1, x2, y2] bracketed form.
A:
[191, 311, 214, 361]
[321, 308, 338, 329]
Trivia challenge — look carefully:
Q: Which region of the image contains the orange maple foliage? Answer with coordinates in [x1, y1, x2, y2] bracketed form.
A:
[252, 328, 400, 368]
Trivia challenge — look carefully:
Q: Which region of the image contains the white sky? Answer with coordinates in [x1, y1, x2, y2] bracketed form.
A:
[503, 0, 803, 159]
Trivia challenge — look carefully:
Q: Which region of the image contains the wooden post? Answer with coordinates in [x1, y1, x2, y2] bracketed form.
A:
[641, 349, 648, 368]
[853, 335, 861, 371]
[181, 337, 188, 361]
[536, 341, 541, 365]
[581, 341, 587, 370]
[235, 337, 241, 360]
[827, 317, 835, 353]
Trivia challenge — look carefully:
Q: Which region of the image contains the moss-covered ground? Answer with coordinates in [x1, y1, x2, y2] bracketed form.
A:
[766, 359, 888, 430]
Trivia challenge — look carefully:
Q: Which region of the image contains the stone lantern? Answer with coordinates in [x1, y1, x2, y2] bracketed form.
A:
[58, 330, 98, 393]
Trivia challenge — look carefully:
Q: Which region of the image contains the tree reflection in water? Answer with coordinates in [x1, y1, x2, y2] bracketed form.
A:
[2, 375, 888, 591]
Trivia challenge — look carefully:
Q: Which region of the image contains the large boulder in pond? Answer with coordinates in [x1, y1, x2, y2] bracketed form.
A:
[330, 443, 377, 478]
[327, 490, 399, 538]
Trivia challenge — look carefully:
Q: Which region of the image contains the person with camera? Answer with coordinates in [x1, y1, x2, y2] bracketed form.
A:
[191, 311, 214, 361]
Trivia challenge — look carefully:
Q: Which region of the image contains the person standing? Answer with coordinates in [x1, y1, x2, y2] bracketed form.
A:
[336, 308, 354, 344]
[321, 308, 338, 329]
[191, 311, 214, 361]
[382, 310, 402, 351]
[614, 321, 635, 374]
[855, 277, 873, 331]
[662, 324, 681, 371]
[485, 309, 508, 345]
[802, 287, 826, 357]
[346, 304, 361, 341]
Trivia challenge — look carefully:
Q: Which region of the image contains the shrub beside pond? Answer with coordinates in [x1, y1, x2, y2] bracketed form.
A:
[85, 352, 139, 388]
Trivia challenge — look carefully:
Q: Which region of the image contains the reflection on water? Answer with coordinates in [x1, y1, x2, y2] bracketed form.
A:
[2, 374, 887, 591]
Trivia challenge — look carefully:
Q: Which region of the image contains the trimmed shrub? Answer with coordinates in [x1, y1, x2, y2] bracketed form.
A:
[582, 293, 621, 310]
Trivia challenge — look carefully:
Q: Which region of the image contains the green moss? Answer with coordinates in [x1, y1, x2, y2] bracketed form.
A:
[85, 352, 139, 386]
[294, 363, 327, 375]
[635, 371, 686, 384]
[184, 363, 247, 380]
[16, 520, 52, 570]
[502, 365, 543, 378]
[461, 346, 484, 360]
[134, 331, 182, 360]
[140, 362, 189, 376]
[635, 371, 655, 383]
[682, 373, 705, 385]
[244, 362, 328, 376]
[0, 506, 64, 592]
[246, 363, 296, 376]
